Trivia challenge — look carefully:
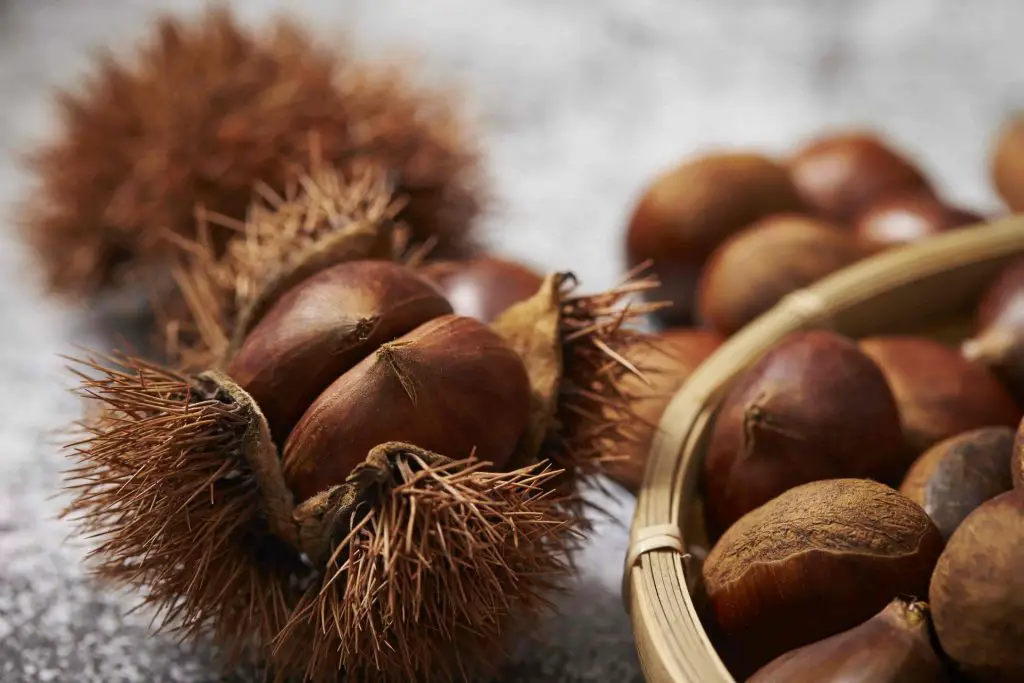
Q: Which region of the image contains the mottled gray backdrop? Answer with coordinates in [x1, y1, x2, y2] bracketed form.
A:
[1, 1, 1022, 681]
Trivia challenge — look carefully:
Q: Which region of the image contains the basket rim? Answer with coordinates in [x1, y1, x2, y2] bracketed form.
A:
[625, 214, 1024, 683]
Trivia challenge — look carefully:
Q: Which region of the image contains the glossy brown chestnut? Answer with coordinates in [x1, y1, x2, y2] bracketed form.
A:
[853, 191, 983, 251]
[703, 478, 944, 678]
[899, 427, 1015, 541]
[625, 152, 804, 325]
[227, 260, 453, 444]
[860, 336, 1021, 456]
[604, 328, 724, 493]
[281, 314, 532, 500]
[696, 214, 864, 335]
[418, 255, 543, 323]
[788, 132, 933, 225]
[930, 488, 1024, 683]
[1014, 427, 1024, 490]
[747, 598, 949, 683]
[962, 257, 1024, 401]
[702, 330, 908, 535]
[991, 113, 1024, 211]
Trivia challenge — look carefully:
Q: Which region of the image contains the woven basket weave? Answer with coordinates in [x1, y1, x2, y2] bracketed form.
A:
[623, 215, 1024, 683]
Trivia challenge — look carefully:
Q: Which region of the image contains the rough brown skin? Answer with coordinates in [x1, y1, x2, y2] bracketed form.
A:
[991, 114, 1024, 211]
[747, 598, 949, 683]
[603, 328, 724, 493]
[282, 314, 531, 500]
[899, 427, 1014, 541]
[930, 489, 1024, 683]
[1014, 426, 1024, 490]
[227, 261, 453, 445]
[701, 330, 908, 536]
[624, 153, 804, 326]
[853, 190, 984, 251]
[419, 256, 543, 324]
[788, 132, 933, 225]
[702, 478, 944, 679]
[860, 336, 1022, 456]
[696, 214, 865, 335]
[962, 257, 1024, 402]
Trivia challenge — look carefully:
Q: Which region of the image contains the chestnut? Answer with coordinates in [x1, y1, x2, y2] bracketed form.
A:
[1014, 427, 1024, 490]
[853, 191, 983, 251]
[747, 598, 949, 683]
[962, 256, 1024, 402]
[282, 314, 532, 500]
[625, 152, 804, 325]
[604, 328, 724, 493]
[695, 214, 865, 335]
[860, 336, 1021, 456]
[899, 427, 1015, 540]
[226, 260, 454, 445]
[702, 330, 908, 535]
[702, 478, 944, 678]
[788, 131, 933, 225]
[991, 113, 1024, 211]
[418, 255, 543, 323]
[929, 488, 1024, 682]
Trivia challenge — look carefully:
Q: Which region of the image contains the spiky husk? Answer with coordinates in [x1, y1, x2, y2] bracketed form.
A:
[62, 354, 304, 666]
[273, 447, 577, 683]
[21, 7, 484, 299]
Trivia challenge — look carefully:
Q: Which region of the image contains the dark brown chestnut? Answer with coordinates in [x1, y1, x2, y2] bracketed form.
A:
[1014, 427, 1024, 490]
[281, 314, 531, 500]
[418, 255, 543, 323]
[860, 336, 1021, 456]
[991, 113, 1024, 211]
[604, 328, 724, 493]
[703, 478, 944, 678]
[962, 257, 1024, 402]
[625, 152, 805, 325]
[930, 488, 1024, 683]
[702, 330, 908, 535]
[899, 427, 1015, 541]
[227, 260, 453, 444]
[853, 191, 983, 251]
[788, 131, 933, 225]
[747, 598, 949, 683]
[696, 214, 865, 335]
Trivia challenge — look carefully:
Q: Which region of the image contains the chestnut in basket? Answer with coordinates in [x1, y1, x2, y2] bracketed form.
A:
[747, 598, 948, 683]
[696, 214, 865, 335]
[625, 152, 804, 325]
[788, 131, 933, 225]
[702, 330, 908, 534]
[899, 427, 1014, 541]
[860, 336, 1021, 455]
[853, 191, 984, 251]
[702, 478, 944, 678]
[991, 113, 1024, 211]
[604, 328, 724, 493]
[1014, 429, 1024, 490]
[962, 256, 1024, 402]
[930, 488, 1024, 682]
[418, 256, 544, 323]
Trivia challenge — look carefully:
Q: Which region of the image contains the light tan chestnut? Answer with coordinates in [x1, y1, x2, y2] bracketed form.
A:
[282, 314, 532, 500]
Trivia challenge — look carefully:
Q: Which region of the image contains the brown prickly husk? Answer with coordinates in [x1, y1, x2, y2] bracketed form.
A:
[272, 443, 577, 683]
[61, 354, 303, 666]
[160, 160, 404, 369]
[20, 7, 484, 300]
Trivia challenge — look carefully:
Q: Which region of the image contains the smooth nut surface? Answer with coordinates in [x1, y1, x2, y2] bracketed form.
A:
[853, 190, 981, 251]
[992, 114, 1024, 211]
[419, 255, 543, 323]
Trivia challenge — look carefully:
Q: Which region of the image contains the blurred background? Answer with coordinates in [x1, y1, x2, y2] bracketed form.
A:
[0, 0, 1021, 681]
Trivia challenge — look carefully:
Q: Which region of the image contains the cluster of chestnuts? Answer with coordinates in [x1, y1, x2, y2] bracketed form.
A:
[691, 252, 1024, 682]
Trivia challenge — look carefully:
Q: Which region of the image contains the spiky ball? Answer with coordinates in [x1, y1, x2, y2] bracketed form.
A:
[21, 8, 484, 298]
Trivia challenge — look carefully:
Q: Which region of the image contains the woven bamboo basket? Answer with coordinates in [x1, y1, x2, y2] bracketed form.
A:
[624, 214, 1024, 683]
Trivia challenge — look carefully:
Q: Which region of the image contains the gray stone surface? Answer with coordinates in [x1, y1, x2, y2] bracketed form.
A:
[0, 0, 1021, 681]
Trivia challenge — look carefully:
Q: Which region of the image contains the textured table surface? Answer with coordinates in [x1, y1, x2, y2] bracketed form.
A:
[1, 1, 1022, 681]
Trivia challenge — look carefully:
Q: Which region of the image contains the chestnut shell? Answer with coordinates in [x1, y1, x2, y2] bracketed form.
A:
[991, 113, 1024, 211]
[702, 330, 908, 534]
[625, 152, 804, 325]
[860, 336, 1022, 456]
[702, 478, 944, 679]
[962, 256, 1024, 402]
[227, 260, 453, 444]
[418, 255, 543, 323]
[853, 191, 982, 251]
[281, 314, 532, 500]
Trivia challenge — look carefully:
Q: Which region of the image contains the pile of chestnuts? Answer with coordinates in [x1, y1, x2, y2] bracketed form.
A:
[690, 252, 1024, 682]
